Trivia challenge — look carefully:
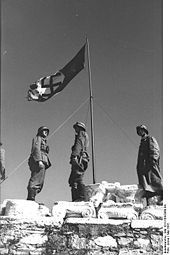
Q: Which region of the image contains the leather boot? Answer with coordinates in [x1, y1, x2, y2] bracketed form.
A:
[27, 189, 36, 201]
[156, 192, 163, 206]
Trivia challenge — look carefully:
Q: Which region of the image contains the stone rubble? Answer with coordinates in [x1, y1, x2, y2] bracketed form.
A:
[0, 182, 163, 254]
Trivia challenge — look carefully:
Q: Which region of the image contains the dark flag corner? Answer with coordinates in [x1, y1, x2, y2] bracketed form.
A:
[27, 44, 86, 102]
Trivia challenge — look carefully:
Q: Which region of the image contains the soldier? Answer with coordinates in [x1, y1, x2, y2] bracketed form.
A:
[0, 142, 5, 181]
[27, 126, 51, 201]
[136, 125, 163, 206]
[68, 122, 90, 202]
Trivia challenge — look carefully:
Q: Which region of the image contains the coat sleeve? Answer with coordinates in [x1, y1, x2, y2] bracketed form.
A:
[31, 136, 42, 162]
[71, 137, 82, 158]
[148, 136, 160, 161]
[0, 148, 5, 168]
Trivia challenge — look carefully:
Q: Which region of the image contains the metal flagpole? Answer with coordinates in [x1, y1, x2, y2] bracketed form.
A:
[86, 37, 96, 184]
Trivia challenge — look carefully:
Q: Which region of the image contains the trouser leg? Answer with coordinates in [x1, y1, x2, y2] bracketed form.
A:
[70, 181, 85, 202]
[27, 163, 46, 201]
[71, 185, 78, 202]
[27, 188, 37, 201]
[77, 181, 85, 201]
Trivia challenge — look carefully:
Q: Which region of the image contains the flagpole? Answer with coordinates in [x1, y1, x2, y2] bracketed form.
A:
[86, 37, 96, 184]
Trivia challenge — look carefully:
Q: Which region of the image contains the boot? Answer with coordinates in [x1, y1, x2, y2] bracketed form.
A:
[27, 188, 36, 201]
[77, 182, 85, 201]
[71, 184, 78, 202]
[156, 192, 163, 206]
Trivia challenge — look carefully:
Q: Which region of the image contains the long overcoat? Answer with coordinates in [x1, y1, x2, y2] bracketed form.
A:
[137, 135, 163, 193]
[68, 133, 89, 186]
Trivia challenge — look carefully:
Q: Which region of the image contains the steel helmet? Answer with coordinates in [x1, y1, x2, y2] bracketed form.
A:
[136, 125, 148, 135]
[37, 126, 49, 135]
[73, 122, 86, 131]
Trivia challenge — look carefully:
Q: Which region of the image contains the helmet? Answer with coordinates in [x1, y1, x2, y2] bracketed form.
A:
[73, 122, 86, 131]
[136, 125, 148, 135]
[37, 126, 49, 135]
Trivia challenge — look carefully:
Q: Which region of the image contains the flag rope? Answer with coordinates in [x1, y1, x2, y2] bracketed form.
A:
[48, 97, 89, 139]
[95, 98, 138, 148]
[0, 97, 89, 185]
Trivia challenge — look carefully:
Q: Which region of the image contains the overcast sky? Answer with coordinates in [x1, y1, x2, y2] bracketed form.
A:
[1, 0, 163, 208]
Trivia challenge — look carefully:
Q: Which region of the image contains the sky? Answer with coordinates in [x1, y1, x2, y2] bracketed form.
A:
[1, 0, 163, 208]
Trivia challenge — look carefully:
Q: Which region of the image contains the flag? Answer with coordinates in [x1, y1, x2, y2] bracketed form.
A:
[27, 44, 86, 102]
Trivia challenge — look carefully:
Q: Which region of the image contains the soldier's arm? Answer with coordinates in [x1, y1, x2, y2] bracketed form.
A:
[70, 137, 82, 165]
[71, 137, 82, 157]
[31, 136, 42, 162]
[148, 136, 160, 162]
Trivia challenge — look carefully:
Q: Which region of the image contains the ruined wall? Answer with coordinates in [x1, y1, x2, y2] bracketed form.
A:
[0, 183, 163, 255]
[0, 216, 163, 255]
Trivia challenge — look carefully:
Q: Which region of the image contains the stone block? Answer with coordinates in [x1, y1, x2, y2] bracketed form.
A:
[140, 205, 163, 220]
[85, 252, 118, 255]
[119, 249, 152, 255]
[134, 238, 150, 249]
[65, 217, 130, 225]
[88, 239, 100, 250]
[0, 248, 9, 255]
[52, 201, 96, 219]
[150, 234, 163, 250]
[38, 203, 51, 217]
[19, 233, 48, 245]
[68, 234, 87, 249]
[118, 237, 133, 246]
[84, 183, 101, 202]
[47, 234, 67, 252]
[98, 202, 138, 220]
[4, 199, 40, 218]
[87, 182, 140, 209]
[131, 220, 163, 229]
[94, 235, 117, 247]
[106, 183, 138, 203]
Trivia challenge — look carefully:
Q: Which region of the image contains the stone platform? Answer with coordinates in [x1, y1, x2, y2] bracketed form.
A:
[0, 201, 163, 255]
[0, 215, 163, 255]
[0, 182, 163, 254]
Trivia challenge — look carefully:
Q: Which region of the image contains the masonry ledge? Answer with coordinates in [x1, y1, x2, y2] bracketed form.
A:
[65, 217, 131, 225]
[0, 215, 63, 226]
[131, 219, 163, 229]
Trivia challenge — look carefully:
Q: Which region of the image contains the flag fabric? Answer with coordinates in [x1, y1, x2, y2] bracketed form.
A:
[27, 44, 86, 102]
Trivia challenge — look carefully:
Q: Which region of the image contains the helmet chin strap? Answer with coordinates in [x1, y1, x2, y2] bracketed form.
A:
[39, 131, 48, 138]
[141, 132, 147, 138]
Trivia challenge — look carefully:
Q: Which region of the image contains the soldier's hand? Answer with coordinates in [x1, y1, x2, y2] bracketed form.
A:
[70, 156, 78, 165]
[46, 146, 49, 154]
[38, 161, 44, 168]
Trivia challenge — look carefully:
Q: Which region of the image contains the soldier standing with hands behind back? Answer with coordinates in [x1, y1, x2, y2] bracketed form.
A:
[27, 126, 51, 201]
[68, 122, 90, 202]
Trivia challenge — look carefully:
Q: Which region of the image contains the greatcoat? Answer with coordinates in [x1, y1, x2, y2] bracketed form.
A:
[137, 135, 163, 194]
[68, 131, 89, 201]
